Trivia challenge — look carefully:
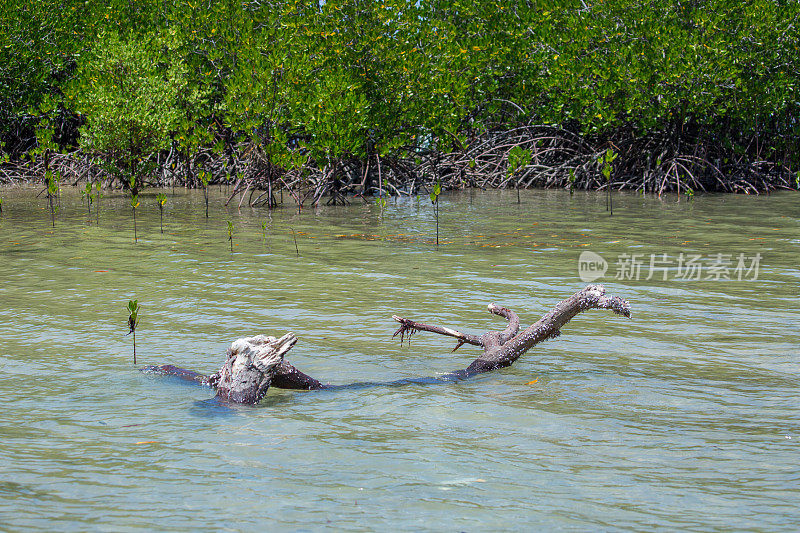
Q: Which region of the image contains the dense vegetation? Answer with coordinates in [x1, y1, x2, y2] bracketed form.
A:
[1, 0, 798, 203]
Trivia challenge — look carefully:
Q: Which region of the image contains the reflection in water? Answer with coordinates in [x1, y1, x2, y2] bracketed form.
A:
[0, 187, 798, 530]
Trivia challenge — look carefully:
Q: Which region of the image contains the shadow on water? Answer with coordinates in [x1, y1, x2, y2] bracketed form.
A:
[0, 481, 51, 500]
[324, 370, 471, 392]
[146, 363, 474, 407]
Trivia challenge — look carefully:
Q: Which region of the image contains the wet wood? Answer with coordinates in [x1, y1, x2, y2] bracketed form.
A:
[392, 284, 630, 375]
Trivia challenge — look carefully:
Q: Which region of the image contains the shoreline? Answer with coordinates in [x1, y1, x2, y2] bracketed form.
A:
[1, 141, 796, 207]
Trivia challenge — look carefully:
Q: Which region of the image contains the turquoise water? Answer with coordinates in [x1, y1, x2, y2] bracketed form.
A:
[0, 186, 798, 530]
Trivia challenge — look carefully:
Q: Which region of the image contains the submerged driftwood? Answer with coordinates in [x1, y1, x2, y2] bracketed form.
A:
[145, 285, 630, 404]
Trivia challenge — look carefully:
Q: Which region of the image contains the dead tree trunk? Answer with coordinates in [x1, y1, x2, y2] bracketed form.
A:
[143, 285, 630, 404]
[211, 333, 297, 403]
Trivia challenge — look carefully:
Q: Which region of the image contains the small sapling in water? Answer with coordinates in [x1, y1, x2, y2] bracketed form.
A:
[127, 299, 139, 364]
[291, 227, 300, 257]
[200, 169, 211, 218]
[131, 193, 140, 243]
[156, 193, 167, 233]
[261, 221, 270, 250]
[227, 220, 235, 252]
[429, 180, 441, 247]
[45, 170, 59, 227]
[508, 146, 532, 204]
[568, 168, 576, 195]
[376, 176, 388, 211]
[599, 148, 618, 215]
[81, 182, 94, 219]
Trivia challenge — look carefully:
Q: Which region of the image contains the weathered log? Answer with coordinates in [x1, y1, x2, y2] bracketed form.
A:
[270, 360, 325, 391]
[213, 333, 300, 403]
[144, 285, 630, 404]
[144, 338, 325, 397]
[144, 333, 300, 403]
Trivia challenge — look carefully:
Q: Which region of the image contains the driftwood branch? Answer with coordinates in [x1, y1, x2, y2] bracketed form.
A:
[392, 284, 630, 375]
[270, 360, 324, 390]
[486, 303, 521, 344]
[392, 315, 482, 351]
[391, 302, 522, 352]
[469, 284, 630, 373]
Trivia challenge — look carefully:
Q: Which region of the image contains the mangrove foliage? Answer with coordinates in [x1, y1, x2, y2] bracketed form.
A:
[1, 0, 798, 201]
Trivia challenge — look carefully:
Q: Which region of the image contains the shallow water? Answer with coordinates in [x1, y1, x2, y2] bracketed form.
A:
[0, 186, 798, 531]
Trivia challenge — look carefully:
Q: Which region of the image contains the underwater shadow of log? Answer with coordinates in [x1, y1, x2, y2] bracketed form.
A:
[143, 285, 630, 405]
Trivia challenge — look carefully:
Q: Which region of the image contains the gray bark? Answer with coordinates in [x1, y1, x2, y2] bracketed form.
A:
[393, 284, 631, 375]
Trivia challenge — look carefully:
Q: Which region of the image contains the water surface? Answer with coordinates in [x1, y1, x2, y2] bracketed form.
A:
[1, 187, 798, 530]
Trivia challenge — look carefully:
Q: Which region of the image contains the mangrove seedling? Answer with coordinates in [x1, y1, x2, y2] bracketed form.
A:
[508, 146, 532, 204]
[156, 193, 167, 234]
[429, 180, 441, 247]
[127, 299, 140, 364]
[199, 169, 211, 218]
[0, 197, 3, 215]
[685, 187, 695, 200]
[291, 227, 300, 257]
[376, 176, 388, 211]
[568, 168, 576, 195]
[261, 221, 270, 250]
[131, 193, 140, 243]
[227, 220, 235, 252]
[599, 148, 618, 215]
[45, 170, 59, 227]
[81, 182, 94, 219]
